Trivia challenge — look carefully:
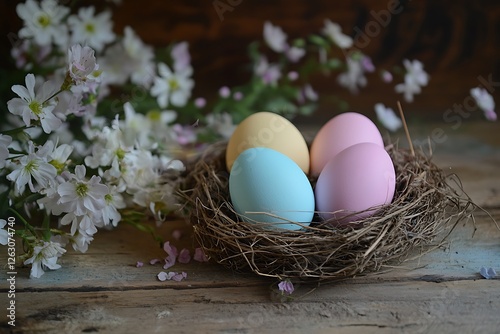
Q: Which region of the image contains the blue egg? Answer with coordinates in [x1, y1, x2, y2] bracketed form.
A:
[229, 147, 315, 230]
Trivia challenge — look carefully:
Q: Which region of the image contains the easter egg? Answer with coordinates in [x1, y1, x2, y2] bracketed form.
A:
[315, 142, 396, 225]
[226, 111, 310, 174]
[310, 112, 384, 176]
[229, 147, 315, 230]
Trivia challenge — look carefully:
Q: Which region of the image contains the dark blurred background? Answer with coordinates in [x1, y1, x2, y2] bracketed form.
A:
[1, 0, 499, 125]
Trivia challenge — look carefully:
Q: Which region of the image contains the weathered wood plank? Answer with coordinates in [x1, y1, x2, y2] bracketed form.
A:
[3, 209, 498, 290]
[0, 122, 499, 333]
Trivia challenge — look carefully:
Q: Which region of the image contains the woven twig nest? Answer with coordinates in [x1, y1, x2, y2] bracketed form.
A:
[182, 141, 473, 281]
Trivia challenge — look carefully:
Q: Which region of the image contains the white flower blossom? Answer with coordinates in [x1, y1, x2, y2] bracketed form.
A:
[121, 102, 153, 148]
[337, 57, 367, 94]
[23, 240, 66, 278]
[0, 219, 9, 245]
[151, 63, 194, 108]
[470, 87, 497, 121]
[0, 135, 12, 168]
[303, 84, 318, 101]
[322, 20, 353, 49]
[206, 112, 236, 139]
[403, 59, 429, 87]
[48, 142, 73, 173]
[60, 212, 97, 237]
[100, 26, 155, 89]
[171, 42, 191, 72]
[72, 229, 94, 253]
[57, 165, 108, 216]
[68, 44, 99, 85]
[16, 0, 70, 47]
[84, 117, 131, 174]
[68, 7, 115, 52]
[7, 141, 57, 194]
[99, 43, 130, 87]
[100, 186, 126, 227]
[254, 56, 282, 86]
[374, 103, 402, 132]
[263, 21, 287, 53]
[285, 46, 305, 63]
[123, 26, 155, 87]
[297, 84, 318, 104]
[7, 73, 61, 133]
[53, 90, 88, 118]
[395, 80, 422, 103]
[395, 59, 429, 103]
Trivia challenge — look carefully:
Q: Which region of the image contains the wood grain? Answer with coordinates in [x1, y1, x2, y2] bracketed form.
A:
[0, 122, 499, 333]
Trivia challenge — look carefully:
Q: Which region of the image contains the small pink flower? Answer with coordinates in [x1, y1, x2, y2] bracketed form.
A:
[136, 261, 144, 268]
[194, 97, 206, 108]
[219, 86, 231, 98]
[193, 248, 208, 262]
[361, 56, 375, 73]
[381, 70, 393, 83]
[68, 44, 98, 83]
[172, 124, 197, 145]
[178, 248, 191, 264]
[278, 280, 294, 295]
[171, 42, 191, 72]
[233, 91, 243, 101]
[287, 71, 299, 81]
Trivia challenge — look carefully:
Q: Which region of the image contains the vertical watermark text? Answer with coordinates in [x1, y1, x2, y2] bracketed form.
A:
[5, 216, 17, 327]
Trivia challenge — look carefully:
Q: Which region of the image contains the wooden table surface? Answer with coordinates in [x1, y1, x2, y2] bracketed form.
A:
[1, 122, 499, 334]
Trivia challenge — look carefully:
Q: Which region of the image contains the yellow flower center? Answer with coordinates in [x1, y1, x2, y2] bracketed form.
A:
[85, 23, 95, 34]
[49, 160, 65, 174]
[168, 78, 179, 91]
[25, 160, 39, 173]
[147, 110, 162, 122]
[116, 148, 125, 160]
[75, 183, 89, 198]
[29, 101, 42, 116]
[105, 194, 113, 204]
[37, 14, 51, 28]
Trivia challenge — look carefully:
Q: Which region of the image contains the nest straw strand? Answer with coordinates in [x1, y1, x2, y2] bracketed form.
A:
[181, 141, 474, 281]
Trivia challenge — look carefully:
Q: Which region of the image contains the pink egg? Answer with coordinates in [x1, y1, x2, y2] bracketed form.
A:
[315, 142, 396, 225]
[310, 112, 384, 176]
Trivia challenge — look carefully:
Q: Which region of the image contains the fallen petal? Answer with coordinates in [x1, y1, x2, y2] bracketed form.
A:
[178, 248, 191, 264]
[163, 254, 176, 269]
[194, 247, 208, 262]
[479, 266, 497, 279]
[171, 272, 187, 282]
[150, 258, 161, 265]
[157, 271, 168, 281]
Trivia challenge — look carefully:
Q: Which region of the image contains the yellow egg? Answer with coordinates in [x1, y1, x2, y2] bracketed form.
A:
[226, 112, 310, 174]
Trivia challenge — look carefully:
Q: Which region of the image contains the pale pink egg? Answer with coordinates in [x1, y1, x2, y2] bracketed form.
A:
[310, 112, 384, 176]
[315, 142, 396, 225]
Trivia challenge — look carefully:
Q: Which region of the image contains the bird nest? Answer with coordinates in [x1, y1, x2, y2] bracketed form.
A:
[180, 141, 474, 281]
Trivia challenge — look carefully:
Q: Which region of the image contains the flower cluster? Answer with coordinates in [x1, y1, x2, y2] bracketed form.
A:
[1, 0, 496, 279]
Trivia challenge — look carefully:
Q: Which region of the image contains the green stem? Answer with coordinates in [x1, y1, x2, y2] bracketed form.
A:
[1, 126, 32, 136]
[124, 219, 164, 248]
[43, 88, 64, 104]
[8, 207, 38, 238]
